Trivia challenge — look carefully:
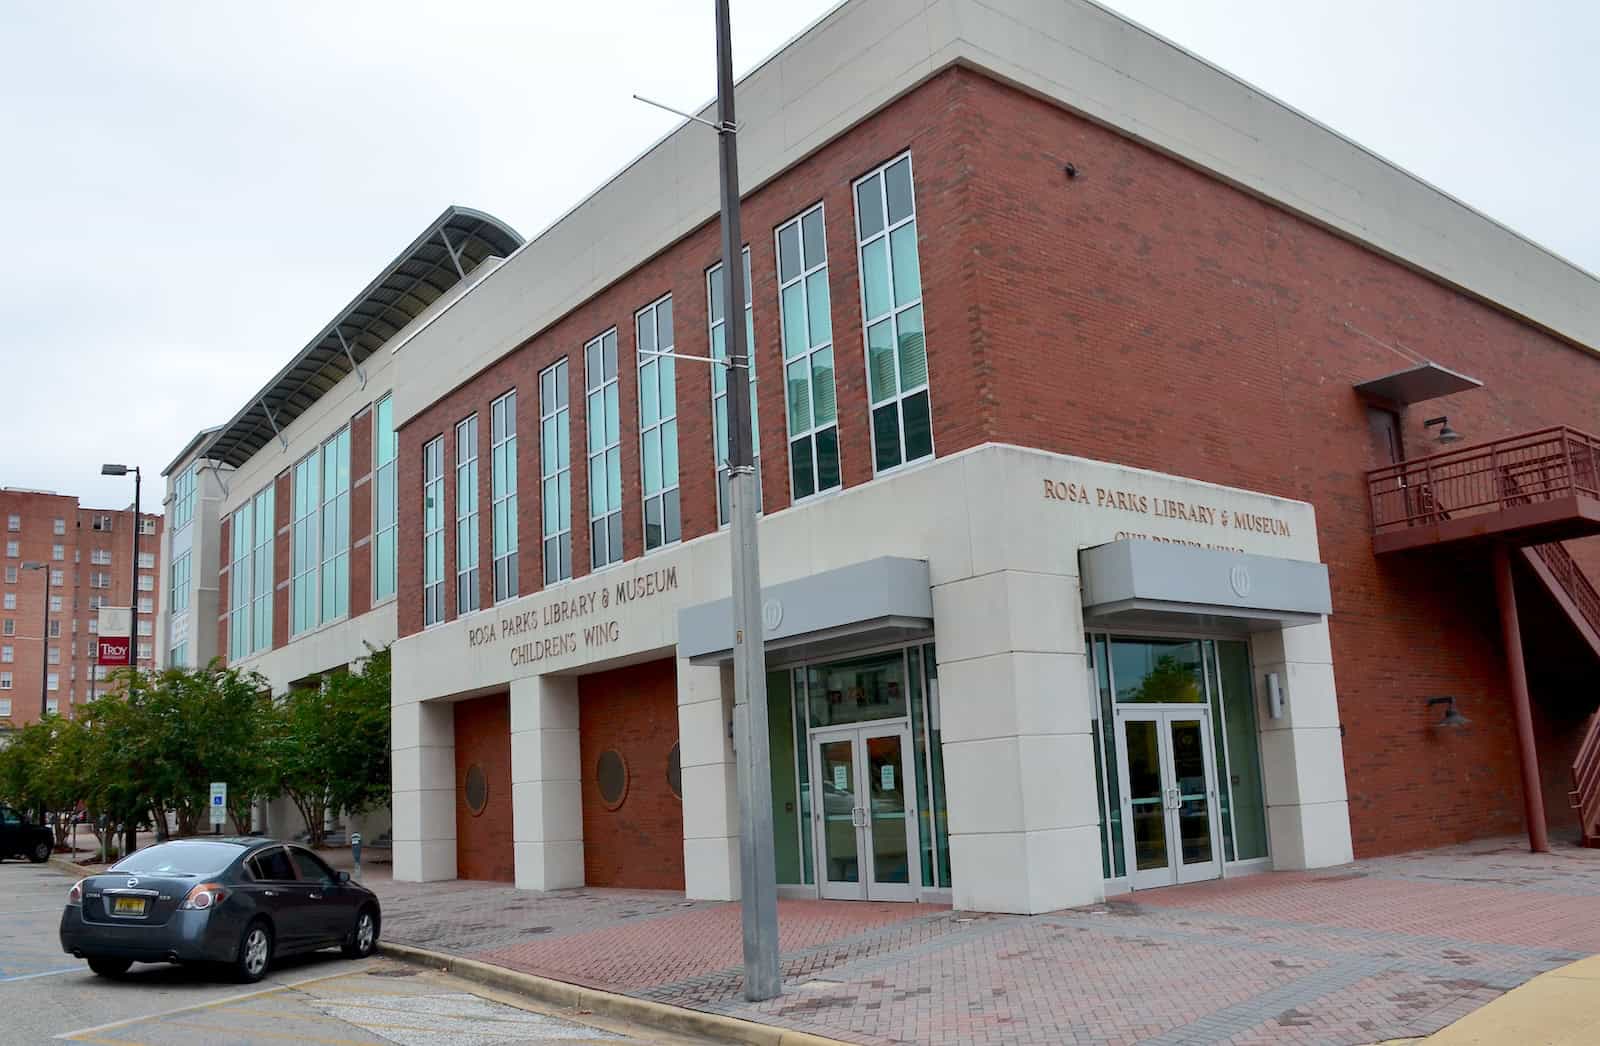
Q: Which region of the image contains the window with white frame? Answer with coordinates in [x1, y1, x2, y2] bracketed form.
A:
[855, 153, 932, 471]
[251, 486, 273, 652]
[169, 641, 188, 667]
[291, 447, 320, 634]
[3, 565, 14, 582]
[45, 696, 58, 715]
[137, 619, 151, 637]
[0, 681, 10, 699]
[48, 620, 60, 638]
[584, 329, 622, 569]
[0, 645, 10, 662]
[455, 415, 480, 615]
[230, 499, 253, 662]
[708, 248, 761, 526]
[50, 570, 62, 587]
[49, 596, 61, 613]
[52, 544, 64, 561]
[52, 518, 64, 536]
[88, 618, 97, 634]
[138, 597, 152, 613]
[776, 203, 840, 500]
[490, 391, 518, 603]
[91, 515, 112, 532]
[320, 427, 351, 623]
[4, 541, 16, 558]
[137, 643, 152, 660]
[372, 395, 398, 602]
[137, 574, 153, 592]
[94, 665, 108, 681]
[47, 646, 59, 665]
[5, 515, 17, 531]
[539, 360, 572, 585]
[137, 552, 154, 569]
[140, 518, 156, 535]
[170, 550, 191, 613]
[89, 596, 103, 611]
[172, 465, 197, 531]
[422, 435, 446, 627]
[637, 296, 679, 550]
[1, 619, 11, 635]
[47, 673, 58, 691]
[1, 594, 11, 611]
[91, 549, 111, 565]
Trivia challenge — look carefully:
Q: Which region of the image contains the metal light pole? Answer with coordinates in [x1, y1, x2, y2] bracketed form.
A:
[714, 0, 781, 1002]
[20, 561, 48, 720]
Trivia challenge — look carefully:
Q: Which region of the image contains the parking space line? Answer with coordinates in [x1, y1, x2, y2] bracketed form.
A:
[55, 969, 362, 1040]
[1, 966, 83, 982]
[162, 1019, 374, 1045]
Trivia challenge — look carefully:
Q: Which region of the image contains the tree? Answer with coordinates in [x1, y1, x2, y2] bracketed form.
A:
[0, 714, 94, 849]
[268, 646, 391, 847]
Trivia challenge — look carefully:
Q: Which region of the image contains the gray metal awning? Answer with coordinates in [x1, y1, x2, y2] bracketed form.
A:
[1080, 540, 1331, 633]
[201, 205, 523, 469]
[1353, 362, 1482, 407]
[678, 557, 932, 666]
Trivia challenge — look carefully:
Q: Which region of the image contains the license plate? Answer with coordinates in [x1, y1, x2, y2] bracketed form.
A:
[112, 897, 147, 916]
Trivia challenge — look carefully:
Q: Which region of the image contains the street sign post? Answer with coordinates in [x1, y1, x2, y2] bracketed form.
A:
[209, 782, 227, 830]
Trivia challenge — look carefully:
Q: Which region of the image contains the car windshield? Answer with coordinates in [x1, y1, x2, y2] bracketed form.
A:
[111, 842, 244, 876]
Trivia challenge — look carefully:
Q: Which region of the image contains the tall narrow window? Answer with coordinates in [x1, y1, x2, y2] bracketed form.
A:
[229, 501, 252, 662]
[585, 329, 622, 569]
[422, 436, 445, 626]
[637, 296, 679, 550]
[776, 203, 839, 500]
[373, 395, 398, 602]
[291, 449, 320, 635]
[320, 427, 351, 623]
[855, 153, 932, 472]
[490, 391, 518, 603]
[173, 465, 197, 531]
[708, 248, 760, 526]
[540, 360, 573, 585]
[251, 485, 273, 652]
[170, 550, 191, 614]
[455, 415, 480, 615]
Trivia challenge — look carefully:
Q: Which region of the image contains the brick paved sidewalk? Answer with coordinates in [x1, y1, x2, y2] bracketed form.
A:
[371, 838, 1600, 1046]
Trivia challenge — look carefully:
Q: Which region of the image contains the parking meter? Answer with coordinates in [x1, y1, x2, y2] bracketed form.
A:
[351, 832, 363, 880]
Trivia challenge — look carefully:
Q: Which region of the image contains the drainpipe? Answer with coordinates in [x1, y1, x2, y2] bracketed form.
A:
[1493, 543, 1550, 853]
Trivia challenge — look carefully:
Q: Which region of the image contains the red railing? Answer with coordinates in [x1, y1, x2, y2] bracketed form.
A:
[1532, 542, 1600, 645]
[1573, 711, 1600, 848]
[1369, 426, 1600, 536]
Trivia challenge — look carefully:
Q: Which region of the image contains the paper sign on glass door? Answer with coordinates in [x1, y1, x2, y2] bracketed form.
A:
[880, 764, 895, 790]
[832, 764, 848, 790]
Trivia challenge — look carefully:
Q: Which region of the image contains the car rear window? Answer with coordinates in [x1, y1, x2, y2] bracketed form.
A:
[113, 842, 244, 875]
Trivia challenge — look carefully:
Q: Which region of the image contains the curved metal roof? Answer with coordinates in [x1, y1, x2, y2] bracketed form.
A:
[202, 205, 522, 469]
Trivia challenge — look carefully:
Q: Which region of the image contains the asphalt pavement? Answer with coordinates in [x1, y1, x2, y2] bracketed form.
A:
[0, 858, 715, 1045]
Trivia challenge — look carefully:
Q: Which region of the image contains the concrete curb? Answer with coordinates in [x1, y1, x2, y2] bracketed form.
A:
[378, 940, 853, 1046]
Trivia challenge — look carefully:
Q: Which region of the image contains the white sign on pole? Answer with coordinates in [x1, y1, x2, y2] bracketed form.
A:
[209, 782, 227, 826]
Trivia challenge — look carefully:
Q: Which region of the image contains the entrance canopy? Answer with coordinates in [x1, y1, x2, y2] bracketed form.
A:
[1080, 540, 1331, 633]
[678, 557, 932, 666]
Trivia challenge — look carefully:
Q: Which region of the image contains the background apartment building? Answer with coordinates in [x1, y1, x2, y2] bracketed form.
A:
[1, 488, 163, 729]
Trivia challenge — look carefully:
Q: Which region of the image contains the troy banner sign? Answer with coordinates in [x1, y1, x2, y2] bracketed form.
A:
[97, 636, 131, 667]
[97, 606, 133, 667]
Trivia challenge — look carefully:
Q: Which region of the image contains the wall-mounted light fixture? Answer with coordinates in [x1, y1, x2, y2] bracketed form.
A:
[1266, 672, 1284, 719]
[1063, 162, 1080, 180]
[1426, 695, 1469, 729]
[1424, 416, 1462, 445]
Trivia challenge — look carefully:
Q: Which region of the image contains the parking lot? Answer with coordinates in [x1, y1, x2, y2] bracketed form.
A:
[0, 859, 712, 1045]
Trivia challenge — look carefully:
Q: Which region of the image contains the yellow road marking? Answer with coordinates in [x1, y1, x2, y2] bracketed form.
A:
[55, 968, 364, 1039]
[64, 1038, 152, 1046]
[164, 1019, 376, 1045]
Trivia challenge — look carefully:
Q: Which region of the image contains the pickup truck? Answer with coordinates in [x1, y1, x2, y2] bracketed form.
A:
[0, 804, 54, 863]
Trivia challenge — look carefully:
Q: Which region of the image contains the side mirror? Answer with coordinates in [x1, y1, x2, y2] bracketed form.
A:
[336, 870, 351, 884]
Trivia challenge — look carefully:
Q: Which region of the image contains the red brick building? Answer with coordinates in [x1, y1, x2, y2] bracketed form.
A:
[1, 488, 162, 729]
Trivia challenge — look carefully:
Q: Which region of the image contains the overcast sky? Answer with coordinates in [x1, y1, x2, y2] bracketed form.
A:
[2, 0, 1595, 508]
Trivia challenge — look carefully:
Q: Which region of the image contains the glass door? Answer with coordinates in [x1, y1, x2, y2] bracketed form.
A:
[1116, 709, 1222, 889]
[811, 724, 919, 901]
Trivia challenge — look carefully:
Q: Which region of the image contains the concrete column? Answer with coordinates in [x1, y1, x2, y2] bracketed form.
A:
[391, 699, 457, 882]
[510, 674, 585, 890]
[678, 658, 739, 900]
[933, 569, 1102, 914]
[1251, 619, 1354, 869]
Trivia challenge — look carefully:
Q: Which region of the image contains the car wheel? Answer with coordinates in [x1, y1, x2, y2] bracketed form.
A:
[234, 920, 274, 984]
[342, 907, 378, 959]
[87, 957, 132, 978]
[29, 841, 51, 863]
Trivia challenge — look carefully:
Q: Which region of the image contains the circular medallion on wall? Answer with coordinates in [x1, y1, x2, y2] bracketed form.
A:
[596, 749, 629, 810]
[463, 764, 489, 816]
[667, 742, 683, 800]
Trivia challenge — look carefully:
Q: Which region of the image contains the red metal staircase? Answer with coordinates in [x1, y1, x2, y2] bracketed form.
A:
[1573, 711, 1600, 849]
[1522, 542, 1600, 660]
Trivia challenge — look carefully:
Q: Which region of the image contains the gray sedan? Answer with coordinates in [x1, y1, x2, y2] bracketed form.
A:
[59, 837, 380, 982]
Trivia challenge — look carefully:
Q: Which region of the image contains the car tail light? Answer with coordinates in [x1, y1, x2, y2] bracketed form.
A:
[179, 882, 228, 910]
[66, 880, 84, 906]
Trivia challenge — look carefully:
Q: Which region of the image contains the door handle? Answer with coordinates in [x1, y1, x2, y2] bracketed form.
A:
[263, 890, 277, 897]
[309, 893, 321, 900]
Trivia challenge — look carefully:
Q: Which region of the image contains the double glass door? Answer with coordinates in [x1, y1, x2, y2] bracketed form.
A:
[1117, 708, 1222, 889]
[811, 724, 918, 901]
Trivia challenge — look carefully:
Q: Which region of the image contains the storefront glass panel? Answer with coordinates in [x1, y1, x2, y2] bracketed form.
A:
[767, 669, 803, 884]
[1217, 640, 1268, 860]
[921, 646, 950, 888]
[1112, 638, 1204, 703]
[909, 651, 934, 887]
[793, 669, 815, 884]
[1090, 635, 1125, 878]
[807, 650, 908, 727]
[1204, 642, 1236, 861]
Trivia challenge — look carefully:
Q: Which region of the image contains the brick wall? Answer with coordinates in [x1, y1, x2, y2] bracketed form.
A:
[578, 658, 684, 890]
[453, 692, 514, 882]
[390, 66, 1600, 857]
